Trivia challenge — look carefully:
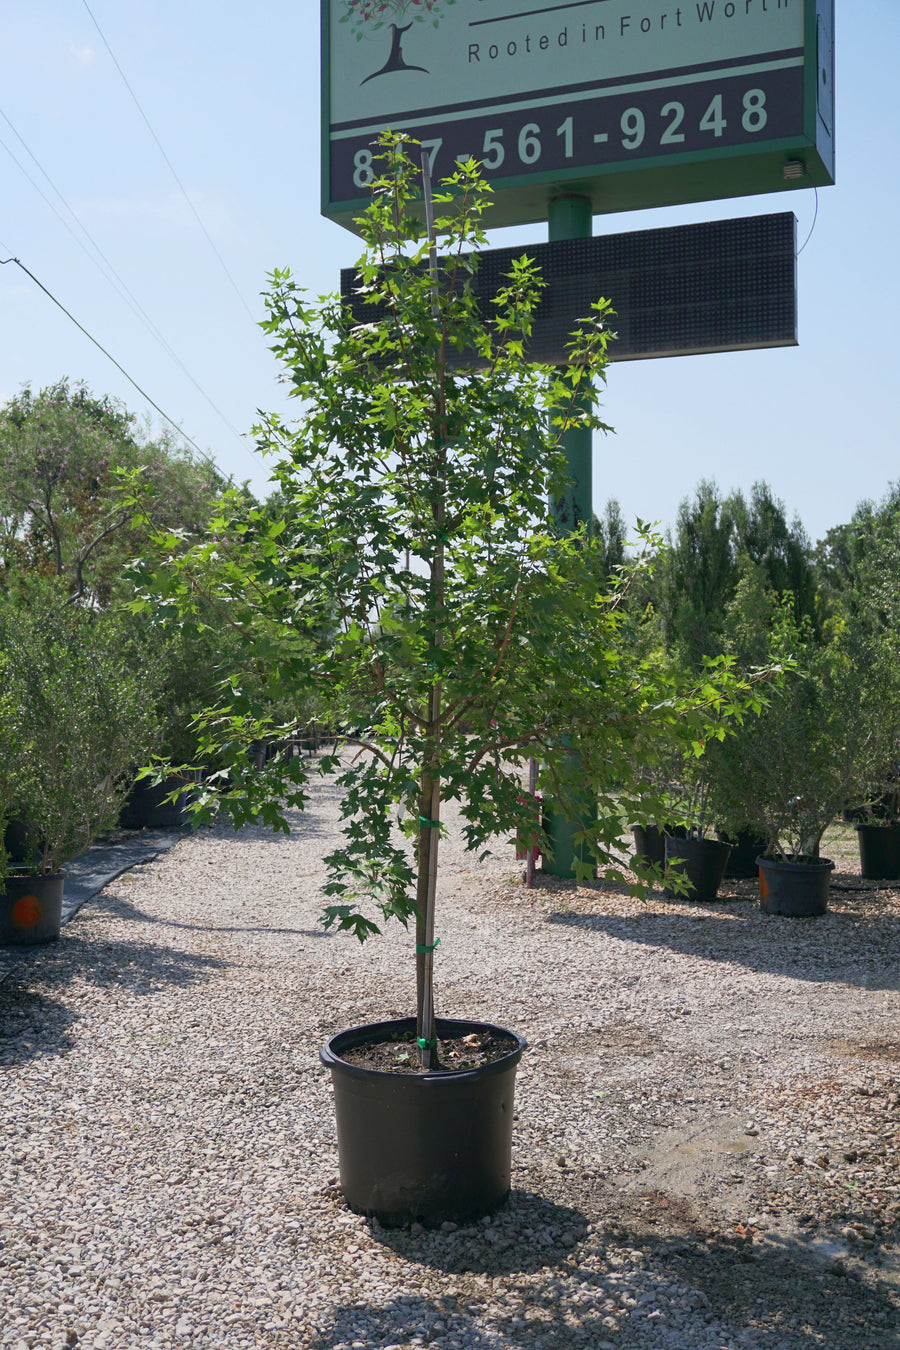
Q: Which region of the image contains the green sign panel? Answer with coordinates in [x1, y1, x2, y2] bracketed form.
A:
[321, 0, 834, 234]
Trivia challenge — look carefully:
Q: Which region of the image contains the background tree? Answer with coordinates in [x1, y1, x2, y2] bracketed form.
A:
[652, 478, 818, 668]
[0, 379, 227, 605]
[732, 481, 819, 636]
[592, 497, 628, 580]
[814, 483, 900, 623]
[652, 479, 740, 666]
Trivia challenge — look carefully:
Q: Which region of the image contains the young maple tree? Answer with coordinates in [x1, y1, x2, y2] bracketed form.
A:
[139, 138, 765, 1066]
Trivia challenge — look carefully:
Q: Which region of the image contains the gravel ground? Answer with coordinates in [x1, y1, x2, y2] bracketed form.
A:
[1, 766, 899, 1350]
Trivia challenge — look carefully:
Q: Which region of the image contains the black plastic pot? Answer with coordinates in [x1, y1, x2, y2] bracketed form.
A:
[632, 824, 686, 868]
[2, 818, 45, 868]
[757, 856, 834, 916]
[855, 823, 900, 880]
[844, 790, 895, 824]
[0, 871, 65, 946]
[717, 829, 768, 879]
[119, 776, 190, 829]
[663, 835, 732, 902]
[320, 1016, 526, 1226]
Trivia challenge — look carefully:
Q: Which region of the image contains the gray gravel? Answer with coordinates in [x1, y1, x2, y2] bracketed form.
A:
[1, 765, 898, 1350]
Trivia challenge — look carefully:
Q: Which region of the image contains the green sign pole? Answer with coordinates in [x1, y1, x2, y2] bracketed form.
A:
[543, 194, 594, 881]
[547, 194, 593, 533]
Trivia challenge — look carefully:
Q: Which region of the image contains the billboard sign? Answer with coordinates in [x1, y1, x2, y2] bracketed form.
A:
[322, 0, 834, 233]
[341, 212, 798, 364]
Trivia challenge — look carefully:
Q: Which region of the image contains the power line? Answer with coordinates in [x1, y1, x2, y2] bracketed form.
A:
[0, 108, 247, 448]
[80, 0, 258, 325]
[1, 108, 170, 339]
[0, 254, 264, 478]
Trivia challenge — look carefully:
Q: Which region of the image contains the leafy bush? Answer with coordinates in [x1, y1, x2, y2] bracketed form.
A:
[702, 573, 893, 861]
[0, 584, 161, 873]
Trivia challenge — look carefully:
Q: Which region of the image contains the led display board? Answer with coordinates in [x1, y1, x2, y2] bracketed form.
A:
[340, 211, 797, 363]
[322, 0, 834, 234]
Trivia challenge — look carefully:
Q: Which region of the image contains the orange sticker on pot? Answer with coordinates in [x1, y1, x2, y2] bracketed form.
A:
[12, 894, 42, 928]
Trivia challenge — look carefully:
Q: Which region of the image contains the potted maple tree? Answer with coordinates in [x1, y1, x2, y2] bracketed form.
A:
[137, 138, 766, 1223]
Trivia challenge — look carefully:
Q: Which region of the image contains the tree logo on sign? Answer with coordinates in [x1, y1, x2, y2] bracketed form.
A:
[341, 0, 456, 83]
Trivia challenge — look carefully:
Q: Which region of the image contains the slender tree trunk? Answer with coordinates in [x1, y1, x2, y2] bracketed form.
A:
[415, 751, 440, 1069]
[416, 534, 444, 1069]
[415, 148, 446, 1071]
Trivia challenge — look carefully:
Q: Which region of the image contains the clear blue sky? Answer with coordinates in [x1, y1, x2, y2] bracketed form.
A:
[1, 2, 894, 546]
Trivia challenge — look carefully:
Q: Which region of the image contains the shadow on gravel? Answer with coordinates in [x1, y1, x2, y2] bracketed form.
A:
[308, 1194, 898, 1350]
[369, 1191, 590, 1275]
[644, 1223, 899, 1350]
[544, 890, 900, 993]
[202, 786, 345, 845]
[0, 905, 229, 1066]
[87, 892, 334, 939]
[0, 982, 77, 1065]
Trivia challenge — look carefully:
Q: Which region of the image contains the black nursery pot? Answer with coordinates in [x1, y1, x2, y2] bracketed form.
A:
[632, 824, 686, 868]
[663, 835, 732, 902]
[855, 823, 900, 881]
[757, 856, 834, 916]
[320, 1017, 527, 1226]
[0, 871, 65, 946]
[119, 776, 189, 829]
[717, 829, 768, 879]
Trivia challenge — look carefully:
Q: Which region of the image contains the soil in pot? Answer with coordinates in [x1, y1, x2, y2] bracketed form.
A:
[340, 1026, 520, 1074]
[855, 823, 900, 880]
[663, 835, 732, 902]
[320, 1016, 526, 1227]
[0, 871, 65, 946]
[757, 855, 834, 917]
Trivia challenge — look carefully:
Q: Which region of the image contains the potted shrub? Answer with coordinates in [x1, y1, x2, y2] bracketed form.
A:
[831, 510, 900, 879]
[634, 665, 776, 901]
[709, 579, 888, 915]
[0, 654, 15, 898]
[844, 591, 900, 880]
[138, 139, 766, 1224]
[118, 620, 222, 829]
[694, 732, 769, 879]
[0, 583, 160, 944]
[852, 781, 900, 880]
[662, 759, 734, 902]
[629, 743, 687, 872]
[629, 715, 735, 900]
[658, 699, 777, 902]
